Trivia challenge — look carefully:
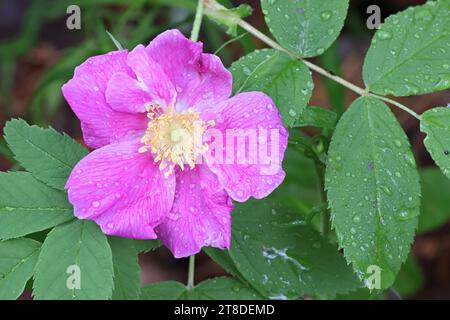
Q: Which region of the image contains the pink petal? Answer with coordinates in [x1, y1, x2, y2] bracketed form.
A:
[202, 92, 288, 202]
[105, 72, 152, 113]
[156, 165, 233, 258]
[126, 44, 177, 108]
[66, 138, 175, 239]
[62, 50, 147, 149]
[146, 29, 232, 110]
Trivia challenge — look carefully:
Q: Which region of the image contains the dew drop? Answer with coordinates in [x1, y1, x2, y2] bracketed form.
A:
[381, 185, 392, 195]
[288, 109, 297, 117]
[404, 153, 416, 167]
[377, 30, 392, 40]
[92, 201, 100, 208]
[320, 11, 332, 21]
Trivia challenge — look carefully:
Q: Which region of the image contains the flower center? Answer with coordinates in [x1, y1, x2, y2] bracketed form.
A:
[139, 105, 214, 177]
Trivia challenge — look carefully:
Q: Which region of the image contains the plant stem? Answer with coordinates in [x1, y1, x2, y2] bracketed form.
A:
[185, 0, 203, 292]
[302, 60, 367, 96]
[187, 255, 196, 290]
[214, 32, 249, 55]
[190, 0, 204, 42]
[368, 93, 421, 120]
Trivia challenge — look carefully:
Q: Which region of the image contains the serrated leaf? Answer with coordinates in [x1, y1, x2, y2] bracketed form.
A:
[109, 237, 141, 300]
[230, 49, 313, 126]
[4, 118, 88, 190]
[421, 107, 450, 179]
[0, 171, 73, 240]
[33, 220, 114, 300]
[418, 168, 450, 233]
[261, 0, 349, 57]
[293, 106, 337, 129]
[0, 238, 41, 300]
[325, 96, 420, 289]
[140, 278, 263, 300]
[227, 198, 361, 299]
[363, 0, 450, 96]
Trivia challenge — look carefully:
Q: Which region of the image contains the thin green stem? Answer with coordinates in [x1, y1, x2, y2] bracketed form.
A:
[237, 19, 291, 56]
[190, 0, 204, 42]
[187, 255, 196, 290]
[302, 60, 367, 96]
[214, 32, 249, 55]
[368, 93, 421, 120]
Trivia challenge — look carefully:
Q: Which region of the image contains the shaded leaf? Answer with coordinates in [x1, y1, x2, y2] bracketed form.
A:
[109, 237, 141, 300]
[140, 277, 263, 300]
[228, 198, 361, 299]
[418, 168, 450, 233]
[421, 107, 450, 179]
[293, 106, 337, 129]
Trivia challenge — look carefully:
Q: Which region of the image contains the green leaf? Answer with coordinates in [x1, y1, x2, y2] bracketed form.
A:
[325, 96, 421, 289]
[227, 198, 361, 299]
[421, 107, 450, 179]
[109, 237, 141, 300]
[363, 0, 450, 96]
[0, 238, 41, 300]
[293, 106, 337, 129]
[203, 247, 244, 280]
[0, 171, 73, 240]
[186, 277, 264, 300]
[4, 118, 88, 190]
[393, 253, 424, 297]
[140, 278, 263, 300]
[418, 168, 450, 233]
[336, 287, 385, 300]
[261, 0, 349, 57]
[230, 49, 313, 126]
[133, 239, 160, 253]
[33, 220, 114, 300]
[140, 281, 186, 300]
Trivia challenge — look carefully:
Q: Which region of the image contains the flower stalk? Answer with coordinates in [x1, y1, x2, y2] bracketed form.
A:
[187, 255, 196, 290]
[190, 0, 204, 42]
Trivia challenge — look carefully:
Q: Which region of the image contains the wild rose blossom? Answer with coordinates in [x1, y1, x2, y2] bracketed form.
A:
[62, 29, 288, 258]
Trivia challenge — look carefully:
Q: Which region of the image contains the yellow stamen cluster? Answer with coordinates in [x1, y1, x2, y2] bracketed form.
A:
[139, 105, 214, 177]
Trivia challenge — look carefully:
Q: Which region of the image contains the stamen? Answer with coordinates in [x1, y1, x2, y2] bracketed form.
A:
[139, 105, 213, 177]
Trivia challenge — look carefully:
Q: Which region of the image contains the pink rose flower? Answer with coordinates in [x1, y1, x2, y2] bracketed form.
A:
[62, 29, 288, 258]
